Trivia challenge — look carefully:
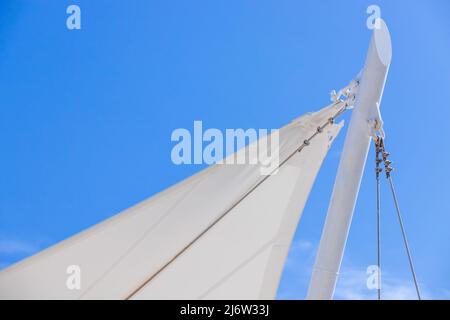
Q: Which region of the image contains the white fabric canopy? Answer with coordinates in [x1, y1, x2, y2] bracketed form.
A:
[0, 103, 344, 299]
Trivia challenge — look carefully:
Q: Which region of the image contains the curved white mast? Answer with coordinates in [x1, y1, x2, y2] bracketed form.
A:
[307, 19, 392, 300]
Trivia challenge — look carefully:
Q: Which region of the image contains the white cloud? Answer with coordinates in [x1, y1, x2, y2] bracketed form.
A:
[0, 239, 42, 271]
[278, 239, 448, 300]
[276, 238, 318, 299]
[290, 239, 314, 252]
[335, 267, 432, 300]
[283, 239, 316, 270]
[0, 239, 39, 255]
[0, 261, 10, 270]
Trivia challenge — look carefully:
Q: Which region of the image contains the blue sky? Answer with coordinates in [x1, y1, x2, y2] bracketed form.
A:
[1, 0, 449, 299]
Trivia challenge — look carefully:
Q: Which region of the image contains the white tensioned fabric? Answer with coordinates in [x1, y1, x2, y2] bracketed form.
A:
[0, 103, 344, 299]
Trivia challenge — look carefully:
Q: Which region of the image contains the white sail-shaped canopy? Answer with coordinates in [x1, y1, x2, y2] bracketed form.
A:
[0, 102, 346, 300]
